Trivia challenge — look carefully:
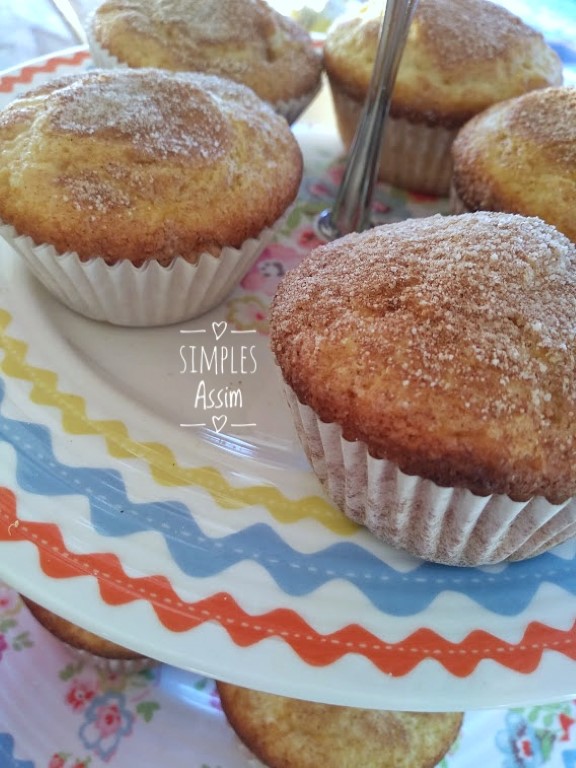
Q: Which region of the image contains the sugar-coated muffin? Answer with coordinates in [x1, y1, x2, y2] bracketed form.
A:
[21, 595, 155, 672]
[88, 0, 323, 124]
[323, 0, 563, 195]
[0, 68, 302, 325]
[451, 86, 576, 243]
[270, 212, 576, 566]
[217, 681, 464, 768]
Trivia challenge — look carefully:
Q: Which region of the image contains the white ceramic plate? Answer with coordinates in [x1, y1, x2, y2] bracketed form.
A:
[1, 49, 576, 713]
[4, 582, 576, 768]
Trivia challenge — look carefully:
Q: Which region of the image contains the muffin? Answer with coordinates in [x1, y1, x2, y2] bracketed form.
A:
[21, 595, 155, 672]
[323, 0, 563, 196]
[451, 86, 576, 243]
[0, 67, 302, 326]
[269, 212, 576, 566]
[217, 681, 463, 768]
[88, 0, 323, 124]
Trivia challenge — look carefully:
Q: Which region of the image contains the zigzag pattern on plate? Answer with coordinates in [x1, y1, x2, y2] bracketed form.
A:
[0, 46, 575, 698]
[1, 380, 576, 616]
[1, 487, 575, 677]
[0, 308, 352, 534]
[0, 49, 89, 93]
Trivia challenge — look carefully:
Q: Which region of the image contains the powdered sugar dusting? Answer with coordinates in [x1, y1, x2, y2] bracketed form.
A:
[48, 69, 230, 162]
[60, 170, 131, 212]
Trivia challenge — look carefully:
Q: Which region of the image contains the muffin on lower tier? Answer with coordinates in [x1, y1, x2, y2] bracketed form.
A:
[323, 0, 563, 196]
[21, 595, 155, 673]
[217, 681, 463, 768]
[269, 212, 576, 566]
[451, 86, 576, 243]
[0, 68, 303, 326]
[88, 0, 323, 124]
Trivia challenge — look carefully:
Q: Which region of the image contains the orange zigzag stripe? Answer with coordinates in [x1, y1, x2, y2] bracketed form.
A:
[0, 50, 90, 93]
[1, 487, 575, 677]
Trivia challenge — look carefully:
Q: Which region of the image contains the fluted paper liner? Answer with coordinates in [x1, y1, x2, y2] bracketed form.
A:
[449, 186, 474, 214]
[274, 84, 322, 125]
[329, 85, 458, 196]
[0, 220, 277, 326]
[283, 384, 576, 566]
[88, 33, 320, 125]
[66, 646, 158, 673]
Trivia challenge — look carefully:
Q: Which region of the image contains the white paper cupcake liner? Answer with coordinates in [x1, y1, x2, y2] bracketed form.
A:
[86, 31, 126, 70]
[88, 33, 320, 125]
[0, 220, 277, 326]
[329, 84, 458, 196]
[283, 384, 576, 566]
[273, 82, 323, 125]
[66, 645, 158, 674]
[449, 185, 474, 214]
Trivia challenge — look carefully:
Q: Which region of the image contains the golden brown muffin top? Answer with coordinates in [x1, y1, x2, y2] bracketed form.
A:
[217, 681, 463, 768]
[452, 87, 576, 243]
[0, 68, 302, 264]
[270, 212, 576, 503]
[89, 0, 322, 104]
[323, 0, 563, 127]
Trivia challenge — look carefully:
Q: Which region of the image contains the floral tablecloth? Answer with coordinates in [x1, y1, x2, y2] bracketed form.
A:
[1, 580, 576, 768]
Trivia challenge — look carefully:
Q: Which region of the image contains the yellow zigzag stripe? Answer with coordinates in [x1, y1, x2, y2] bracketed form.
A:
[0, 309, 356, 533]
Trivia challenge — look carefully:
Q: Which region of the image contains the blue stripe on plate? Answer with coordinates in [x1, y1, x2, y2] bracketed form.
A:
[1, 379, 576, 617]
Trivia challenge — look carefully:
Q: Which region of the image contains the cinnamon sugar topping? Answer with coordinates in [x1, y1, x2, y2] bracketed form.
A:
[506, 87, 576, 166]
[121, 0, 274, 45]
[324, 0, 562, 127]
[451, 87, 576, 244]
[270, 212, 576, 501]
[89, 0, 322, 105]
[416, 0, 540, 67]
[0, 67, 303, 263]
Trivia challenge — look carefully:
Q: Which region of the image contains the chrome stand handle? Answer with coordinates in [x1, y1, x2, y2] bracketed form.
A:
[49, 0, 88, 45]
[317, 0, 419, 240]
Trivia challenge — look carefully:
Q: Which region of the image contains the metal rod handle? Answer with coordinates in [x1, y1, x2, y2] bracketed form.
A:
[318, 0, 419, 240]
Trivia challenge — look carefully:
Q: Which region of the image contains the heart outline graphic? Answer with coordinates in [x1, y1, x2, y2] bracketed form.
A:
[212, 414, 227, 433]
[212, 321, 227, 341]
